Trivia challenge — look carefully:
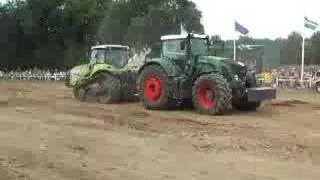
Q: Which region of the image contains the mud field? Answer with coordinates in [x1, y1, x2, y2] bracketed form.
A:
[1, 81, 320, 180]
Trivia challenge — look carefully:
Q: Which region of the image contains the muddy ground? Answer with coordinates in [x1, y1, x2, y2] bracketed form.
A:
[1, 81, 320, 180]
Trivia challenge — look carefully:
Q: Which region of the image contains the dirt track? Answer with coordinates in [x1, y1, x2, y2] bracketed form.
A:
[1, 81, 320, 180]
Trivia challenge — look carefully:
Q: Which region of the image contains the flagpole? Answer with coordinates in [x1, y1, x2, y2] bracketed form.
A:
[300, 34, 305, 86]
[233, 19, 236, 61]
[233, 39, 236, 61]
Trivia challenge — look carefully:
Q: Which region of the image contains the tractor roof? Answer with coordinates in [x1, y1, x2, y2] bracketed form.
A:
[91, 44, 129, 50]
[160, 33, 208, 40]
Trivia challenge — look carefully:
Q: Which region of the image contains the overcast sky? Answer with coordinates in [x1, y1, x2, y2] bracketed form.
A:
[192, 0, 320, 40]
[1, 0, 319, 39]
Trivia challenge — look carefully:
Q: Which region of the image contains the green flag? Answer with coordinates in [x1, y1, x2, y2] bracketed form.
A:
[304, 17, 318, 30]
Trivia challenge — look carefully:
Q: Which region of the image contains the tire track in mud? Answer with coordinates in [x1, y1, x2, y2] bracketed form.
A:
[8, 94, 319, 163]
[11, 94, 316, 163]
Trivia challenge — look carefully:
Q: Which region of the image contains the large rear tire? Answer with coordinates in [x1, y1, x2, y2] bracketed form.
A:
[97, 73, 121, 104]
[192, 74, 232, 115]
[137, 64, 176, 109]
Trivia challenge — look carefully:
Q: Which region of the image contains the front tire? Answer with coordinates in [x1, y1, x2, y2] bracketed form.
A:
[192, 74, 232, 115]
[137, 64, 176, 109]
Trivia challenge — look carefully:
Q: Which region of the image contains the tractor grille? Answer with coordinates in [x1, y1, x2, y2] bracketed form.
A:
[221, 64, 246, 82]
[221, 59, 247, 81]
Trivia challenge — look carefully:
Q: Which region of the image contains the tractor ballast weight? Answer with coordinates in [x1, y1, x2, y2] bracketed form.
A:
[65, 44, 140, 103]
[137, 33, 276, 115]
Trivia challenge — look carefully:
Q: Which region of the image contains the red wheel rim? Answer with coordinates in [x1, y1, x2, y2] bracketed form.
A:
[144, 75, 162, 102]
[199, 82, 215, 109]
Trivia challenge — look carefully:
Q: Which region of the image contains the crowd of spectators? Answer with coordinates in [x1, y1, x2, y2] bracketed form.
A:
[1, 65, 319, 88]
[0, 67, 66, 81]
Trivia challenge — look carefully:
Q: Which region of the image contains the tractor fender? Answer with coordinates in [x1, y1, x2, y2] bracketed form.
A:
[137, 58, 182, 77]
[192, 63, 219, 82]
[89, 63, 117, 76]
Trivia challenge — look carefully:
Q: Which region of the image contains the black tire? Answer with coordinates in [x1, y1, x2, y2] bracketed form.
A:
[97, 73, 121, 104]
[192, 74, 232, 115]
[137, 64, 176, 109]
[120, 73, 139, 102]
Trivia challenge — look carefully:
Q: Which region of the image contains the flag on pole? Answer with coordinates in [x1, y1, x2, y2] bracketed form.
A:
[304, 17, 318, 30]
[235, 21, 249, 35]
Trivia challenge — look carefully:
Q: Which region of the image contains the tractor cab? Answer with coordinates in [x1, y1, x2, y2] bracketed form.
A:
[160, 33, 210, 70]
[159, 33, 247, 81]
[89, 44, 130, 69]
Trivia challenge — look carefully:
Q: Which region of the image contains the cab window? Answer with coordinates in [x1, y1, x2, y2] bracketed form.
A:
[90, 49, 105, 64]
[162, 39, 187, 59]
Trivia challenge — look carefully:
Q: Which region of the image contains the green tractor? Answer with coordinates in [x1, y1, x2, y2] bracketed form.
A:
[65, 44, 140, 103]
[137, 33, 277, 115]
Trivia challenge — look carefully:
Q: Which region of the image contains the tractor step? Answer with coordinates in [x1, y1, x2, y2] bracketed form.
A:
[247, 87, 277, 102]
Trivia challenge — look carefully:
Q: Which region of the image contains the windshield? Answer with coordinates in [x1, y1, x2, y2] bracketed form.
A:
[90, 49, 105, 64]
[89, 48, 129, 69]
[105, 48, 129, 68]
[190, 38, 209, 56]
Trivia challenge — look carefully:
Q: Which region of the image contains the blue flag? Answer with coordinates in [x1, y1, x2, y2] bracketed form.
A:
[235, 21, 249, 35]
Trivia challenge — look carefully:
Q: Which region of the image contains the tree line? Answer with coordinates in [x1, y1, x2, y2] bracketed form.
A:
[0, 0, 204, 70]
[0, 0, 319, 70]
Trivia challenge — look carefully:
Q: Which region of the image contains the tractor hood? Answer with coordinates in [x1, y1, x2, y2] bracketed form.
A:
[198, 56, 245, 68]
[68, 64, 91, 87]
[197, 56, 247, 80]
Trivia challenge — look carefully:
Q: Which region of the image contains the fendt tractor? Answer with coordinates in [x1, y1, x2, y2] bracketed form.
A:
[137, 33, 277, 115]
[65, 44, 139, 103]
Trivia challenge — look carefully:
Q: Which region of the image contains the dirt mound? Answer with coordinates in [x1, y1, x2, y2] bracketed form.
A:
[270, 99, 309, 107]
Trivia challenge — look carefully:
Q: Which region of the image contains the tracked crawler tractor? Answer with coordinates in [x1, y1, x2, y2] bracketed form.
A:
[137, 33, 277, 115]
[65, 44, 140, 103]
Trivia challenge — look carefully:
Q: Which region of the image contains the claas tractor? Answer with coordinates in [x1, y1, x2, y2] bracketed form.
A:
[136, 33, 277, 115]
[65, 44, 140, 103]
